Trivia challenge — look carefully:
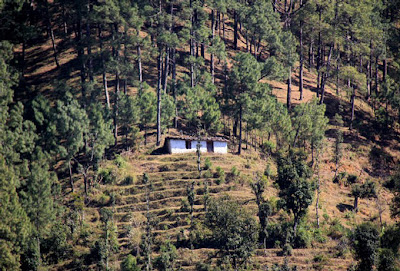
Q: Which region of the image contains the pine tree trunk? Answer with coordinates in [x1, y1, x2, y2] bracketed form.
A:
[293, 217, 298, 237]
[163, 46, 169, 92]
[62, 1, 68, 35]
[86, 0, 93, 82]
[156, 46, 162, 146]
[98, 25, 110, 109]
[320, 45, 333, 104]
[45, 0, 59, 68]
[189, 0, 195, 87]
[137, 42, 143, 87]
[336, 53, 340, 96]
[383, 55, 387, 82]
[354, 196, 359, 212]
[299, 21, 304, 100]
[238, 106, 243, 154]
[69, 160, 74, 192]
[83, 169, 88, 195]
[114, 71, 119, 146]
[350, 87, 355, 130]
[77, 13, 86, 99]
[211, 9, 215, 84]
[368, 41, 373, 99]
[309, 37, 314, 70]
[287, 67, 292, 110]
[375, 56, 379, 94]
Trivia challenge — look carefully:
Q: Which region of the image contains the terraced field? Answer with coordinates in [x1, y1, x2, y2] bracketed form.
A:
[81, 152, 356, 270]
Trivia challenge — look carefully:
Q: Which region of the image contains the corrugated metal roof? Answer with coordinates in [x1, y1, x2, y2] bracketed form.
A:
[165, 135, 229, 142]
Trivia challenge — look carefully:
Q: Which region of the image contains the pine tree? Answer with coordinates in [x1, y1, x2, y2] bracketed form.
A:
[0, 156, 31, 271]
[21, 148, 55, 267]
[50, 87, 89, 192]
[119, 93, 139, 150]
[136, 88, 156, 145]
[280, 31, 298, 110]
[340, 66, 367, 130]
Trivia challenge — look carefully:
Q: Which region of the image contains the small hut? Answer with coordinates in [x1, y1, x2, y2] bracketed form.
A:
[165, 135, 229, 154]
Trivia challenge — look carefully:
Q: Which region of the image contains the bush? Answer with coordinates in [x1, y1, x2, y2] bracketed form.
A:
[293, 223, 312, 248]
[196, 262, 213, 271]
[114, 154, 127, 168]
[333, 171, 347, 185]
[204, 158, 212, 170]
[226, 166, 240, 183]
[264, 164, 272, 178]
[98, 192, 110, 205]
[334, 236, 350, 258]
[214, 166, 225, 183]
[312, 253, 329, 271]
[123, 175, 136, 185]
[121, 255, 139, 271]
[203, 170, 213, 179]
[313, 229, 327, 244]
[261, 141, 276, 155]
[154, 241, 177, 271]
[327, 218, 346, 239]
[180, 199, 190, 212]
[98, 168, 118, 185]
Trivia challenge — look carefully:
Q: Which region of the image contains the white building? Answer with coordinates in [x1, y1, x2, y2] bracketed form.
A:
[165, 136, 229, 154]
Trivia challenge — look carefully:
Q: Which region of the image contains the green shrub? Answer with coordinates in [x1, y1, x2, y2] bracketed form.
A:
[196, 262, 212, 271]
[312, 253, 329, 271]
[231, 166, 240, 177]
[203, 170, 213, 179]
[121, 254, 139, 271]
[262, 141, 276, 155]
[293, 224, 312, 248]
[334, 236, 350, 258]
[264, 164, 272, 178]
[154, 241, 178, 270]
[313, 229, 327, 244]
[204, 158, 212, 170]
[215, 166, 225, 183]
[180, 199, 190, 212]
[98, 192, 110, 205]
[333, 171, 347, 185]
[123, 175, 136, 185]
[114, 154, 127, 168]
[226, 166, 240, 183]
[327, 218, 346, 239]
[98, 168, 118, 185]
[344, 211, 354, 219]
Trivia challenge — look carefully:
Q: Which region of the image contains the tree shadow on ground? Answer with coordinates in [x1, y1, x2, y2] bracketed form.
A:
[336, 203, 353, 212]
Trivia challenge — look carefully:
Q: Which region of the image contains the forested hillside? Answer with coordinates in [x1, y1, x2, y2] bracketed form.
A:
[2, 0, 400, 270]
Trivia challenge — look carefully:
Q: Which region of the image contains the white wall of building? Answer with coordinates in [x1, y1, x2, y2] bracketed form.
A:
[168, 139, 207, 153]
[168, 139, 228, 154]
[213, 141, 228, 154]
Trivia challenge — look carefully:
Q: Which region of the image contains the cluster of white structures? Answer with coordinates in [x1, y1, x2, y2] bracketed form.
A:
[165, 136, 228, 154]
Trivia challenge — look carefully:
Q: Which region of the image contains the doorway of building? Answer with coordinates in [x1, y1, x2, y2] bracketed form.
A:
[207, 141, 213, 152]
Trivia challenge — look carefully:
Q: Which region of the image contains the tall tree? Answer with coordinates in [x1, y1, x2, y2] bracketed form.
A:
[21, 149, 55, 267]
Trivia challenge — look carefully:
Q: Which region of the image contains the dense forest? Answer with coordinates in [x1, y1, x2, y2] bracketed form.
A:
[2, 0, 400, 270]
